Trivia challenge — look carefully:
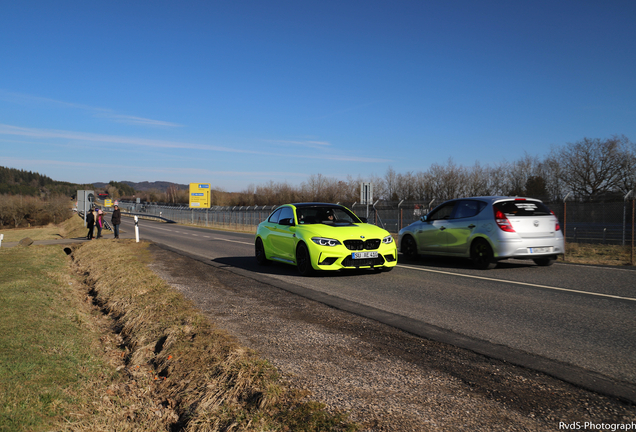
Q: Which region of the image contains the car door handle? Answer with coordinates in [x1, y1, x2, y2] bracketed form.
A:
[468, 224, 476, 229]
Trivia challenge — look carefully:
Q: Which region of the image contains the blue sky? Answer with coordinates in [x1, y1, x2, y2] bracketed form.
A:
[1, 1, 635, 192]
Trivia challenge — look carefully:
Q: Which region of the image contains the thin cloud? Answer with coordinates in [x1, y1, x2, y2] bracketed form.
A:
[95, 114, 184, 127]
[0, 124, 391, 163]
[0, 124, 247, 152]
[264, 139, 331, 149]
[0, 157, 307, 180]
[0, 89, 182, 128]
[0, 157, 98, 168]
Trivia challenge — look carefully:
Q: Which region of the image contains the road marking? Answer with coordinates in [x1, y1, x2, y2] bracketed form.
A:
[214, 237, 253, 246]
[397, 264, 636, 302]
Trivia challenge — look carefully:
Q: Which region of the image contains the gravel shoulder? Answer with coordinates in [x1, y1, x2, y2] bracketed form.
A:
[146, 243, 636, 431]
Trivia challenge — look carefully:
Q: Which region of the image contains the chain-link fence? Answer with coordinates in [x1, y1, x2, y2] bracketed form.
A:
[115, 199, 635, 246]
[356, 200, 635, 246]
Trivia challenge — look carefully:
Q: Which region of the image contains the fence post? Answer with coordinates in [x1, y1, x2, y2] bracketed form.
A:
[624, 191, 633, 246]
[398, 199, 404, 232]
[563, 192, 571, 259]
[631, 197, 636, 265]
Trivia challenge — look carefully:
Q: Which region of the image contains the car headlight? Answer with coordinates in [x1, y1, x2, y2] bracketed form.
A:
[382, 235, 394, 244]
[312, 237, 341, 247]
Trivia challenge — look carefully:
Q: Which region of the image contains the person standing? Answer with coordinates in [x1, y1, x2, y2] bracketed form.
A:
[111, 203, 121, 239]
[86, 208, 95, 240]
[96, 209, 104, 239]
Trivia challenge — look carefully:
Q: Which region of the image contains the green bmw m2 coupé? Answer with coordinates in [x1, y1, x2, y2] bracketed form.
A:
[255, 202, 397, 276]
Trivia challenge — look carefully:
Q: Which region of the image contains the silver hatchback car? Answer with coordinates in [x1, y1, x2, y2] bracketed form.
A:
[398, 196, 564, 269]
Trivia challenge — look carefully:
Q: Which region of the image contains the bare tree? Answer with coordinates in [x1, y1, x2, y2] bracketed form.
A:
[394, 171, 417, 201]
[166, 185, 180, 204]
[411, 171, 432, 201]
[463, 162, 491, 197]
[384, 167, 399, 201]
[557, 136, 631, 200]
[428, 159, 465, 201]
[537, 154, 565, 201]
[613, 135, 636, 195]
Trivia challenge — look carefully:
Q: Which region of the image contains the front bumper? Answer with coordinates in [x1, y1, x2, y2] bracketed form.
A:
[308, 242, 398, 271]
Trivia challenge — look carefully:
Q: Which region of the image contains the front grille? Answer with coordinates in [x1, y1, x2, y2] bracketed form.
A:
[341, 255, 386, 267]
[343, 239, 381, 250]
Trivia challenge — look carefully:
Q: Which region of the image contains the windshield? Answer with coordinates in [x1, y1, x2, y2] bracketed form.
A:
[296, 206, 361, 225]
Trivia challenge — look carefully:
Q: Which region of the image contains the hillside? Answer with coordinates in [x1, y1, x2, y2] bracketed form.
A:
[0, 166, 93, 197]
[92, 180, 188, 192]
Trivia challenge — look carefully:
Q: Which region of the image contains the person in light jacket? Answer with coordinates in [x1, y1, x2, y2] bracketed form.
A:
[111, 204, 121, 239]
[96, 209, 104, 239]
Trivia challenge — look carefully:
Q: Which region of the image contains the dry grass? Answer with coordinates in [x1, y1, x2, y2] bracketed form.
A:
[0, 214, 87, 242]
[561, 243, 634, 266]
[66, 239, 357, 431]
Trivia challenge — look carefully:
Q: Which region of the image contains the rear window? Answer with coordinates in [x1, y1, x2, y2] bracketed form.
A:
[496, 200, 552, 216]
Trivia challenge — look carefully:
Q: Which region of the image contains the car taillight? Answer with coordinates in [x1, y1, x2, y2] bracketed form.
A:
[550, 210, 561, 231]
[494, 207, 515, 232]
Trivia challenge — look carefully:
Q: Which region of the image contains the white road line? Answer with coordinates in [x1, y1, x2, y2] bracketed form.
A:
[213, 237, 253, 245]
[397, 264, 636, 302]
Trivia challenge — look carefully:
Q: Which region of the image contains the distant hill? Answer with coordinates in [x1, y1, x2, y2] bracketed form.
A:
[92, 181, 188, 192]
[0, 166, 93, 197]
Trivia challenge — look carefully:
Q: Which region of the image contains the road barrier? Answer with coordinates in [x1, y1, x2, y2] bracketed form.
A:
[111, 199, 635, 247]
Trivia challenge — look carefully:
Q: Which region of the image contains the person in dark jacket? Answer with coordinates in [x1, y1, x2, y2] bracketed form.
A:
[111, 204, 122, 239]
[86, 208, 95, 240]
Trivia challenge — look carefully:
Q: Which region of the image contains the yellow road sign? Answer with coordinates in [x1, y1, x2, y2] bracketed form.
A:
[189, 183, 211, 208]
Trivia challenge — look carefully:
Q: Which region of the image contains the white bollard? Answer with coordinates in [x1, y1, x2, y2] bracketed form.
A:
[0, 234, 3, 248]
[134, 216, 140, 243]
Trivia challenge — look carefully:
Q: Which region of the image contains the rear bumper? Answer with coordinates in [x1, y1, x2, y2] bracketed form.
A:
[495, 236, 565, 259]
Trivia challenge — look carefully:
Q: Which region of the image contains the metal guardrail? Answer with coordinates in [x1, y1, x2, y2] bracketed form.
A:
[108, 200, 634, 246]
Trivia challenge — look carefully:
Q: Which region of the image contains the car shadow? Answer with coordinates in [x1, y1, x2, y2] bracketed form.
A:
[212, 256, 392, 278]
[398, 254, 540, 271]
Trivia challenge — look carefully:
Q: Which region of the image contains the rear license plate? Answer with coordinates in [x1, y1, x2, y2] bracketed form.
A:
[352, 251, 379, 259]
[528, 247, 553, 254]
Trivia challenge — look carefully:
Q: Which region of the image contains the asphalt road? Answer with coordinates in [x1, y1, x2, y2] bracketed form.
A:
[120, 216, 636, 401]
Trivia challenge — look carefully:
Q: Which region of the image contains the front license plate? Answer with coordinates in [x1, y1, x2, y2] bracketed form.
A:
[352, 251, 379, 259]
[528, 247, 553, 254]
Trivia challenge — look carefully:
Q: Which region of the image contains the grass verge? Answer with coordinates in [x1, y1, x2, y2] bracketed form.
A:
[0, 238, 358, 431]
[561, 243, 634, 266]
[0, 214, 87, 243]
[0, 244, 107, 431]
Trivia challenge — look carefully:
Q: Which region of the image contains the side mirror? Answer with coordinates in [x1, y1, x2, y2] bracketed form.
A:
[279, 218, 295, 226]
[420, 215, 428, 222]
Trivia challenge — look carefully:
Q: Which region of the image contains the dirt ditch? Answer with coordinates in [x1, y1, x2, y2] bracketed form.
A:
[144, 243, 636, 431]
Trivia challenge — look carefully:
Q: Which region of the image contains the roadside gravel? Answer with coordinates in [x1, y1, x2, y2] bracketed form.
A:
[146, 243, 636, 431]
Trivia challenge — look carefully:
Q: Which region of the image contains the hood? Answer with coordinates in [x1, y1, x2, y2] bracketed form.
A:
[300, 223, 390, 239]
